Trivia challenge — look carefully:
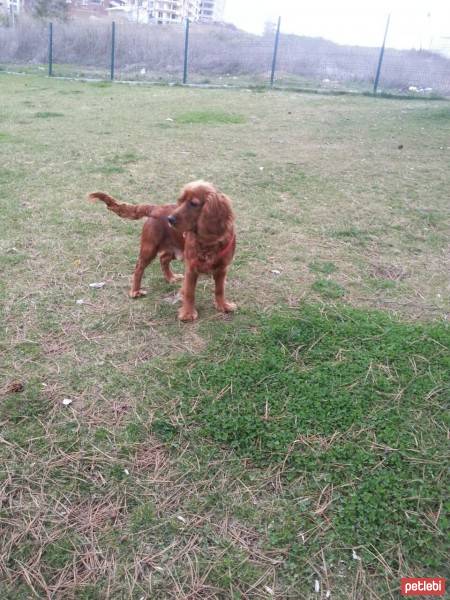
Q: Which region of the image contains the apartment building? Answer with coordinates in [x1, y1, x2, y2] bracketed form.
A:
[199, 0, 225, 22]
[1, 0, 28, 17]
[148, 0, 201, 24]
[148, 0, 225, 24]
[0, 0, 226, 23]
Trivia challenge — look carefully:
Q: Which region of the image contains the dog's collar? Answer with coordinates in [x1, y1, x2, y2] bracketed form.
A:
[215, 233, 235, 261]
[183, 232, 235, 255]
[187, 233, 235, 271]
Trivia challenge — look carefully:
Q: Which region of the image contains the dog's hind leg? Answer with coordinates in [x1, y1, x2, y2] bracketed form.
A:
[159, 252, 184, 284]
[129, 222, 162, 299]
[130, 245, 158, 298]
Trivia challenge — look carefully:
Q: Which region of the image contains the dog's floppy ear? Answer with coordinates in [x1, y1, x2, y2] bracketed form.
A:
[198, 191, 234, 238]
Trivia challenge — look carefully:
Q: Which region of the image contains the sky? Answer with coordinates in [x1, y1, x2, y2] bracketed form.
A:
[223, 0, 450, 54]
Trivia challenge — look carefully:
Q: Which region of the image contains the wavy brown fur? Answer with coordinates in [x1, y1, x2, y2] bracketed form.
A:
[88, 192, 156, 220]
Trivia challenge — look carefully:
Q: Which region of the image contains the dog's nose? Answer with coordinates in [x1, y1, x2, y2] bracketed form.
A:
[167, 215, 176, 226]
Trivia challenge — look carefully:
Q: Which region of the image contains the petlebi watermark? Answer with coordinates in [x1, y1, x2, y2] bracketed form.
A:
[400, 578, 445, 597]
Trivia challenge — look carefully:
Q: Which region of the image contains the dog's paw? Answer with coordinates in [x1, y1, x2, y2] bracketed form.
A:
[129, 289, 147, 299]
[178, 307, 198, 322]
[215, 301, 237, 313]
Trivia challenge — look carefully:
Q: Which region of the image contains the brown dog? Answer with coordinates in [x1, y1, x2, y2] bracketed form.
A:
[88, 181, 236, 321]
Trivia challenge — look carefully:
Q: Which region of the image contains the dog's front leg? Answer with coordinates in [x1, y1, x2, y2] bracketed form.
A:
[213, 267, 237, 313]
[178, 268, 199, 322]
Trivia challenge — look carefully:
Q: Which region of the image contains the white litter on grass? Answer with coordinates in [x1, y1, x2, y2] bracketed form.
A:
[89, 282, 106, 289]
[259, 166, 264, 171]
[271, 269, 281, 275]
[89, 282, 105, 289]
[177, 515, 187, 524]
[352, 549, 361, 561]
[166, 117, 174, 121]
[124, 468, 129, 475]
[314, 579, 320, 593]
[326, 590, 331, 598]
[76, 299, 85, 305]
[163, 292, 182, 304]
[62, 398, 73, 406]
[264, 585, 274, 596]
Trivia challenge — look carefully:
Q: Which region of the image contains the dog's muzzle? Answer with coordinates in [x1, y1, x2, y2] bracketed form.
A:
[167, 215, 176, 226]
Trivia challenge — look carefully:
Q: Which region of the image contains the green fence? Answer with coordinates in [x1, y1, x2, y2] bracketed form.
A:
[1, 16, 449, 96]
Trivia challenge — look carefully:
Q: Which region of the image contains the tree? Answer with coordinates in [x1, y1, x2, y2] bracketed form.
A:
[31, 0, 69, 21]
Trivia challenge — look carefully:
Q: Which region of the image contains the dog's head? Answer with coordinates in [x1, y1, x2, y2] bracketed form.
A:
[168, 180, 233, 238]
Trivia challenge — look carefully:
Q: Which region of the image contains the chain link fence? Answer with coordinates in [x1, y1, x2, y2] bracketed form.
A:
[1, 16, 449, 96]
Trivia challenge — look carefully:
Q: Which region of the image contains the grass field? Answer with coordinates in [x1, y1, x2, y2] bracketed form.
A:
[1, 73, 449, 599]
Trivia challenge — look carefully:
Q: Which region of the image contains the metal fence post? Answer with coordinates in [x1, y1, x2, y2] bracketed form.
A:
[48, 22, 53, 77]
[183, 18, 190, 84]
[373, 14, 391, 95]
[110, 21, 116, 81]
[270, 17, 281, 87]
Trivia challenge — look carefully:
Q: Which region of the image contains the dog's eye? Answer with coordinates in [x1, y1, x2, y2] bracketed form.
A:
[189, 201, 199, 208]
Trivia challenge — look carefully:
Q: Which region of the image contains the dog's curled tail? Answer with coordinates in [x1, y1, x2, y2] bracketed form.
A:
[88, 192, 155, 220]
